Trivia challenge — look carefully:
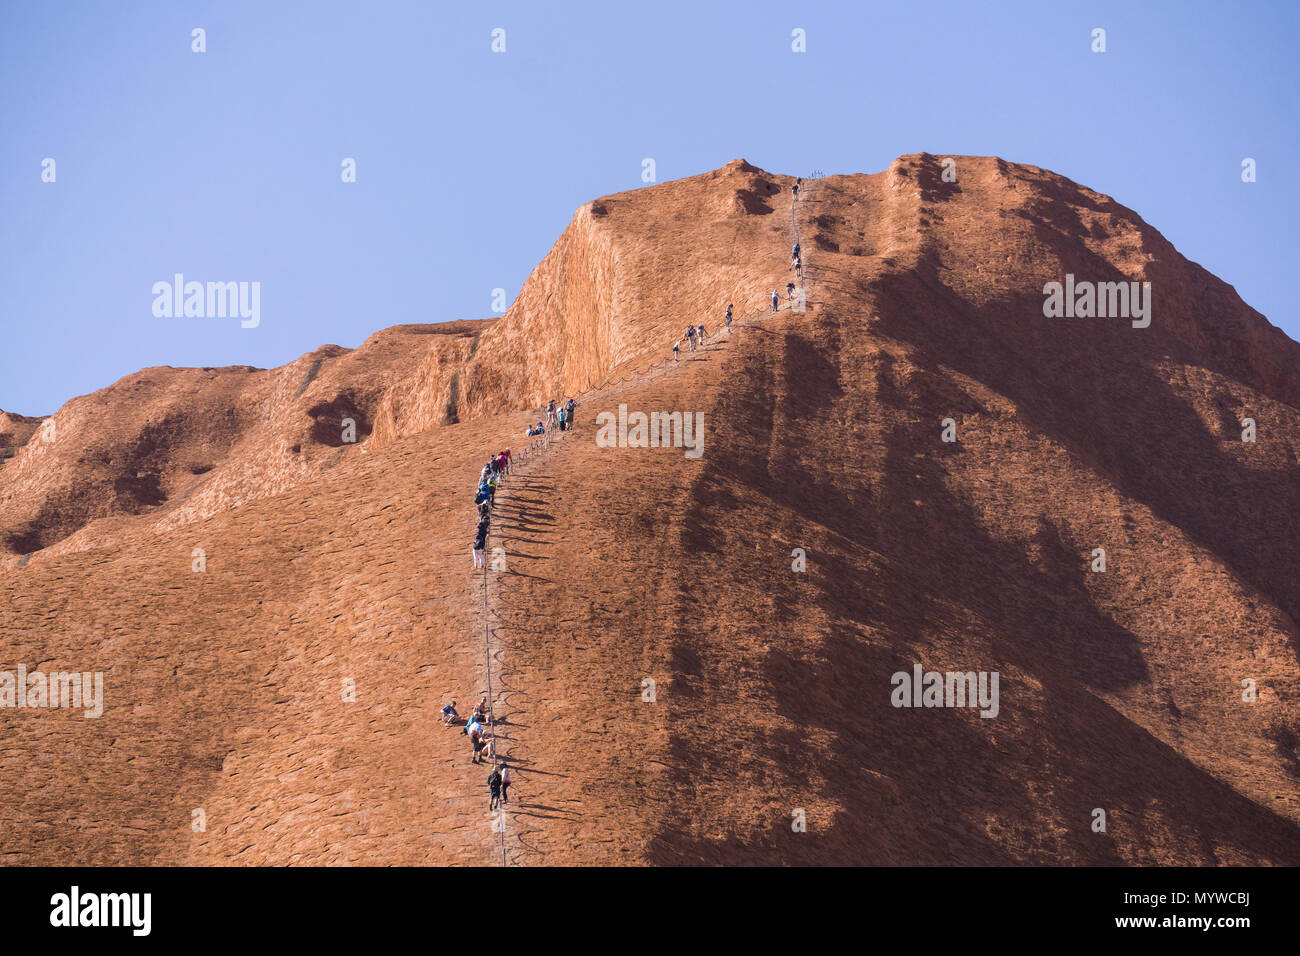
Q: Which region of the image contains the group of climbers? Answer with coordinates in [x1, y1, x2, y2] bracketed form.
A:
[527, 397, 577, 436]
[676, 323, 707, 358]
[441, 697, 494, 757]
[441, 695, 512, 805]
[472, 449, 511, 569]
[555, 396, 576, 431]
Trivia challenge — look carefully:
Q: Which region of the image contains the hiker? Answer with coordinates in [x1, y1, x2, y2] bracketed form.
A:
[697, 324, 706, 345]
[478, 501, 491, 519]
[725, 304, 733, 330]
[475, 483, 491, 507]
[794, 254, 801, 272]
[787, 282, 796, 300]
[473, 697, 488, 721]
[473, 524, 487, 569]
[792, 181, 799, 197]
[558, 406, 567, 432]
[686, 325, 696, 351]
[771, 290, 779, 311]
[470, 727, 486, 763]
[565, 398, 576, 427]
[503, 448, 512, 470]
[792, 242, 800, 260]
[441, 700, 459, 726]
[500, 764, 512, 803]
[487, 475, 499, 505]
[465, 717, 482, 738]
[488, 768, 503, 810]
[673, 341, 680, 361]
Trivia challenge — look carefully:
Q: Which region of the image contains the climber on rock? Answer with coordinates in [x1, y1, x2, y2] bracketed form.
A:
[488, 767, 503, 809]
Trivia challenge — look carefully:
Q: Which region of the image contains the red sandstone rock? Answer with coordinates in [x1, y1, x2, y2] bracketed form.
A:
[2, 156, 1298, 865]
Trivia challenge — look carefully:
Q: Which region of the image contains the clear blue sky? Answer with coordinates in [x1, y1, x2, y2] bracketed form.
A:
[1, 0, 1295, 415]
